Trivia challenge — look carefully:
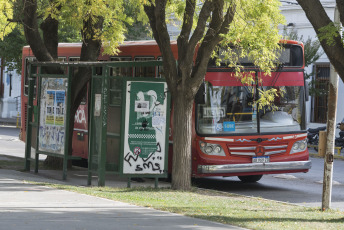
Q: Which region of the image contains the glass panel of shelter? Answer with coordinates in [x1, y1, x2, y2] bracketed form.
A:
[24, 57, 37, 96]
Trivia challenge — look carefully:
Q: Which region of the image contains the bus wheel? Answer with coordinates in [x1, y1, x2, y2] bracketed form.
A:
[238, 175, 263, 183]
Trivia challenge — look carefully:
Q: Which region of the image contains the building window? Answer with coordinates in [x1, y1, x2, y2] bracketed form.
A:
[311, 64, 330, 123]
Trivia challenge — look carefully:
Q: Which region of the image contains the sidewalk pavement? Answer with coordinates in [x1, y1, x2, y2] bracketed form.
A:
[0, 168, 245, 230]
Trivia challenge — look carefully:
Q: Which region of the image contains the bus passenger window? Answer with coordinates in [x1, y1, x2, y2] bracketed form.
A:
[134, 57, 155, 78]
[69, 57, 80, 62]
[58, 57, 66, 62]
[110, 57, 132, 77]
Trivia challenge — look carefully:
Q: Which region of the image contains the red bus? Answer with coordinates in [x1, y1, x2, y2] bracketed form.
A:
[20, 40, 311, 182]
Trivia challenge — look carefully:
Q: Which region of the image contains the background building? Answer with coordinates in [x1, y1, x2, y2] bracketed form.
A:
[0, 59, 21, 122]
[280, 0, 344, 126]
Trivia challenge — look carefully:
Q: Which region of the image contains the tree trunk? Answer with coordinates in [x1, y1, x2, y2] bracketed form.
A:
[171, 92, 193, 190]
[144, 0, 234, 190]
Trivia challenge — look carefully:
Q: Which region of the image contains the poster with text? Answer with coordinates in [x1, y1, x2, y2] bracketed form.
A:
[123, 81, 169, 175]
[38, 78, 67, 155]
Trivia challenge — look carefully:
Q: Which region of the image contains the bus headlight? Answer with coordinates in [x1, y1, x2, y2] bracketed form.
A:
[199, 141, 226, 156]
[290, 139, 307, 154]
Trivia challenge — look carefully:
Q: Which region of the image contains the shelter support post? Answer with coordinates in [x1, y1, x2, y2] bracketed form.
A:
[24, 65, 35, 171]
[98, 66, 109, 186]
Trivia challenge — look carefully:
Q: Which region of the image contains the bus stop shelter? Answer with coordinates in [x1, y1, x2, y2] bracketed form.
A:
[24, 61, 171, 187]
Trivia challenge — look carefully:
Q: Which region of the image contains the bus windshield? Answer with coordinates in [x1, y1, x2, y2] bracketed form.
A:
[196, 82, 305, 135]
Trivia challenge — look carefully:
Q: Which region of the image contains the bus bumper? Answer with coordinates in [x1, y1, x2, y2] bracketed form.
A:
[197, 160, 312, 174]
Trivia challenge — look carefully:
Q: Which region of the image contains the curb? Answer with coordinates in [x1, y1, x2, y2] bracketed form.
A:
[0, 119, 20, 128]
[309, 153, 344, 160]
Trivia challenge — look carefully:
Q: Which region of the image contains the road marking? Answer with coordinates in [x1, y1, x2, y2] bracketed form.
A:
[273, 174, 298, 179]
[0, 137, 20, 142]
[315, 180, 341, 185]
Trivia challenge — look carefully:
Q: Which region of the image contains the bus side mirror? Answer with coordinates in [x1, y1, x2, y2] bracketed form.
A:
[195, 83, 205, 104]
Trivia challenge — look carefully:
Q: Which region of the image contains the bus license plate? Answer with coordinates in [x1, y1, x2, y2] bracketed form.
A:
[252, 156, 270, 163]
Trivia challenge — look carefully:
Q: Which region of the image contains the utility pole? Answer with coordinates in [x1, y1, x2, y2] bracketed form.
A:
[322, 5, 340, 211]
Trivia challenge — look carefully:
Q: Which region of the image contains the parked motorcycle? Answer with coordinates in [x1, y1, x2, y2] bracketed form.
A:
[307, 126, 326, 150]
[335, 122, 344, 150]
[307, 120, 344, 152]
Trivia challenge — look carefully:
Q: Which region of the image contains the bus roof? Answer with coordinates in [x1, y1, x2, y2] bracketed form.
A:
[23, 39, 300, 49]
[23, 40, 180, 49]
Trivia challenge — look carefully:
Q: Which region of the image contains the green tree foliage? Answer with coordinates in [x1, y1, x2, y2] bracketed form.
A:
[0, 23, 82, 74]
[0, 27, 26, 72]
[0, 0, 150, 72]
[123, 1, 151, 40]
[0, 0, 15, 40]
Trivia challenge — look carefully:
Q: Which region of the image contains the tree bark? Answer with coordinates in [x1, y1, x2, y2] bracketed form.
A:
[171, 92, 193, 190]
[23, 0, 54, 62]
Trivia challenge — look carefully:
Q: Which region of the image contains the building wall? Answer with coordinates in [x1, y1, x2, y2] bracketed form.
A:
[280, 0, 344, 125]
[0, 61, 21, 119]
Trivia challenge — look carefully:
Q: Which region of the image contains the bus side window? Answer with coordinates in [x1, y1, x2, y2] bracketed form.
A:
[110, 57, 132, 77]
[58, 57, 66, 62]
[69, 57, 80, 62]
[134, 57, 155, 78]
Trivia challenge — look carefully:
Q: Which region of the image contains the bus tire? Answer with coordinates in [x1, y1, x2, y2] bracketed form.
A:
[238, 175, 263, 183]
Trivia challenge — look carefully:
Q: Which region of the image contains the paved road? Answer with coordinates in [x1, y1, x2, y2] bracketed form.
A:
[194, 156, 344, 211]
[0, 126, 25, 158]
[0, 125, 46, 160]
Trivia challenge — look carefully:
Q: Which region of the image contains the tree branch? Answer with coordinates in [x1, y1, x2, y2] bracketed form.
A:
[177, 0, 213, 96]
[40, 15, 59, 59]
[179, 0, 195, 40]
[178, 0, 196, 54]
[188, 2, 235, 94]
[23, 0, 53, 62]
[144, 0, 177, 95]
[336, 0, 344, 26]
[187, 1, 213, 54]
[71, 15, 104, 106]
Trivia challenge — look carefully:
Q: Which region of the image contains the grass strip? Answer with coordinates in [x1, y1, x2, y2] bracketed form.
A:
[31, 182, 344, 230]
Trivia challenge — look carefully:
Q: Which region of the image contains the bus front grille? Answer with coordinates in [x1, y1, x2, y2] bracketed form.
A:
[228, 144, 288, 156]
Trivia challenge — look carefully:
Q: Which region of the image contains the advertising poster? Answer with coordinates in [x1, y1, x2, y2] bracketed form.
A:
[123, 81, 168, 175]
[38, 78, 67, 155]
[46, 90, 55, 125]
[55, 91, 65, 126]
